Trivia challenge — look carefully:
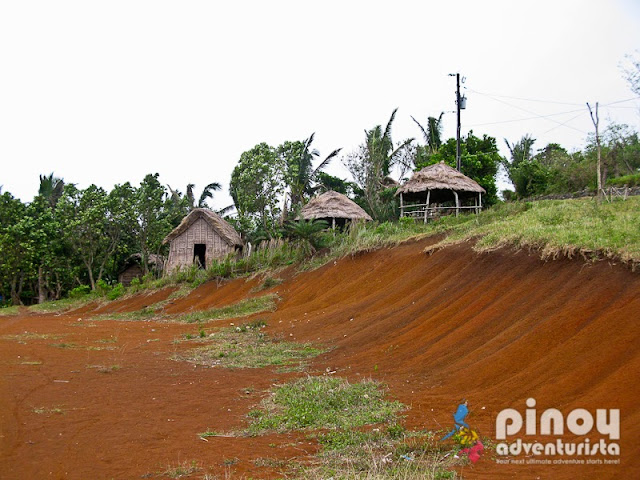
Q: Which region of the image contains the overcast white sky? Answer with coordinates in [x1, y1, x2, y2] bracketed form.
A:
[1, 0, 639, 208]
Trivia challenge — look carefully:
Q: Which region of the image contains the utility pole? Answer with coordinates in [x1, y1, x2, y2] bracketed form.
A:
[449, 73, 464, 172]
[587, 102, 602, 201]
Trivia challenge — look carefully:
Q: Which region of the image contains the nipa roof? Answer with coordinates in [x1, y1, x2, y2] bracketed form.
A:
[396, 162, 486, 195]
[298, 191, 373, 221]
[162, 208, 243, 247]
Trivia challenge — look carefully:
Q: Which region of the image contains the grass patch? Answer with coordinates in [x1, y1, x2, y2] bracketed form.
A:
[49, 342, 79, 349]
[251, 276, 284, 292]
[33, 406, 64, 415]
[246, 376, 404, 435]
[0, 306, 21, 316]
[87, 364, 121, 373]
[27, 294, 99, 314]
[173, 322, 326, 369]
[161, 460, 199, 478]
[424, 197, 640, 265]
[1, 332, 64, 343]
[178, 294, 279, 324]
[240, 377, 460, 478]
[95, 294, 279, 324]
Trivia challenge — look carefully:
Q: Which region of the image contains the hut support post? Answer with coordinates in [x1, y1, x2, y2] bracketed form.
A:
[424, 189, 431, 223]
[400, 193, 404, 218]
[454, 191, 459, 217]
[479, 192, 482, 214]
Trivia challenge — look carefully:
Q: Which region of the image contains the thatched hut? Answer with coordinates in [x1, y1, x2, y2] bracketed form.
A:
[163, 208, 243, 273]
[298, 191, 372, 228]
[396, 162, 485, 222]
[118, 253, 163, 286]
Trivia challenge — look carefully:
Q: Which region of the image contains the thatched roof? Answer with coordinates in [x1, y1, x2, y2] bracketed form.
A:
[162, 208, 243, 247]
[298, 191, 373, 221]
[396, 162, 486, 195]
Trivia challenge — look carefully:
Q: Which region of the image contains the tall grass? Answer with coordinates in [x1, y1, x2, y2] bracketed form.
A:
[426, 197, 640, 265]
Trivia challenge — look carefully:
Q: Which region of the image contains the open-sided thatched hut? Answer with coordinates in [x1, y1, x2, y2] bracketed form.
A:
[396, 162, 485, 222]
[163, 208, 243, 273]
[298, 191, 372, 228]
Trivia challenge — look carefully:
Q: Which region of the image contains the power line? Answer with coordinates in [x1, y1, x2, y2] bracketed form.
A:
[471, 90, 587, 133]
[467, 107, 586, 127]
[467, 89, 584, 106]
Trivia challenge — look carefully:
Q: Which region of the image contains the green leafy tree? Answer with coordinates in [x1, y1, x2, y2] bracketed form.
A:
[230, 143, 285, 236]
[136, 174, 170, 273]
[416, 132, 501, 205]
[0, 192, 31, 304]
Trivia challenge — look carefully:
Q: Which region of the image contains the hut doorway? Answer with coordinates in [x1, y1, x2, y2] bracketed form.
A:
[193, 244, 206, 269]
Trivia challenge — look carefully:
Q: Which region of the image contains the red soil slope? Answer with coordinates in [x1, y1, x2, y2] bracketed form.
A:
[1, 238, 638, 479]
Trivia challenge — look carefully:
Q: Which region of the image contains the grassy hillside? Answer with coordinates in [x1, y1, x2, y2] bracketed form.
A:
[426, 196, 640, 266]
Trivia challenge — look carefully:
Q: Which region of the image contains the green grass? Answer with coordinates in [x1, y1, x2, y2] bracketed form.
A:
[161, 460, 199, 478]
[424, 197, 640, 265]
[95, 294, 279, 324]
[1, 332, 64, 343]
[242, 376, 460, 478]
[246, 376, 404, 435]
[0, 305, 21, 316]
[178, 294, 279, 323]
[173, 322, 326, 369]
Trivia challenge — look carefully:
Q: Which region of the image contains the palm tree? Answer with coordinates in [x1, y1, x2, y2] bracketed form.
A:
[412, 113, 444, 156]
[284, 133, 342, 208]
[38, 173, 65, 209]
[185, 182, 222, 210]
[362, 108, 413, 215]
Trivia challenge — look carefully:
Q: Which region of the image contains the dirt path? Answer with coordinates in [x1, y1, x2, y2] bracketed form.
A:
[1, 239, 638, 479]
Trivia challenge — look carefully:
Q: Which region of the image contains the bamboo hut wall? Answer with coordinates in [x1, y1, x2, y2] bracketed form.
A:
[165, 217, 234, 272]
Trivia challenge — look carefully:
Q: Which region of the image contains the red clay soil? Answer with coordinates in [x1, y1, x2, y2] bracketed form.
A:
[1, 238, 638, 479]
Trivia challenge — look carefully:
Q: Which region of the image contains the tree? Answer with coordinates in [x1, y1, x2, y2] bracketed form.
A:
[38, 173, 65, 209]
[343, 108, 413, 220]
[56, 184, 114, 290]
[502, 135, 547, 198]
[412, 113, 444, 157]
[0, 192, 31, 304]
[186, 182, 222, 210]
[230, 143, 285, 236]
[417, 132, 501, 205]
[136, 174, 170, 273]
[279, 134, 341, 209]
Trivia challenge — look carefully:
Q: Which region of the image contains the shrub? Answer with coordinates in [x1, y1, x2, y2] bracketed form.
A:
[68, 285, 91, 299]
[107, 283, 125, 301]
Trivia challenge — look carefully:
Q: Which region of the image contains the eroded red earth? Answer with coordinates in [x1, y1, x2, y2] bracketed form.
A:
[1, 238, 638, 479]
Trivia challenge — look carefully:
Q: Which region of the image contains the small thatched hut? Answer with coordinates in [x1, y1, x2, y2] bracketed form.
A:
[298, 191, 372, 228]
[163, 208, 243, 273]
[396, 162, 485, 222]
[118, 253, 163, 286]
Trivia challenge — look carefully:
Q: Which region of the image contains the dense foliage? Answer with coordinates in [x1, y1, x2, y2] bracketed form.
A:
[0, 174, 210, 305]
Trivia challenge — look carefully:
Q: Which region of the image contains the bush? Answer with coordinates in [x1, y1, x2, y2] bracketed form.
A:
[107, 283, 125, 301]
[68, 285, 91, 299]
[607, 172, 640, 187]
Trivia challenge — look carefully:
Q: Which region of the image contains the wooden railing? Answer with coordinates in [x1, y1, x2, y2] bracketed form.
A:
[400, 204, 482, 222]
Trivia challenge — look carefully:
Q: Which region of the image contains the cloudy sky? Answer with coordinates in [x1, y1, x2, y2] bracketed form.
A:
[1, 0, 639, 208]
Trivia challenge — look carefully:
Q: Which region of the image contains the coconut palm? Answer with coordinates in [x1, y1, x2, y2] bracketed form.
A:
[412, 113, 444, 156]
[283, 133, 342, 208]
[38, 173, 65, 209]
[181, 182, 222, 210]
